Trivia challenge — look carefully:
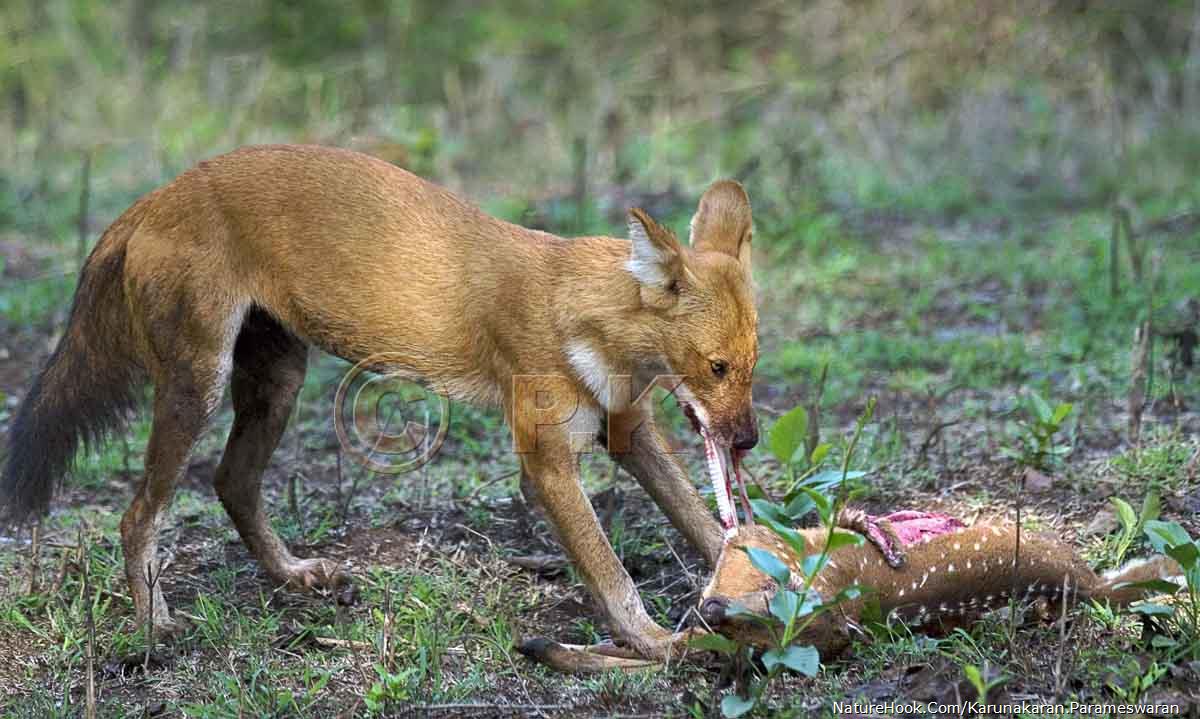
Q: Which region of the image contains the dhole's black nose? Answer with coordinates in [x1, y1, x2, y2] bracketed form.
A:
[732, 423, 758, 450]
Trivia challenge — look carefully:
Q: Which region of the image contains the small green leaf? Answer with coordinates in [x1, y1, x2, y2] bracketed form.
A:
[1050, 402, 1073, 426]
[1029, 391, 1053, 424]
[804, 470, 867, 492]
[689, 632, 739, 655]
[782, 494, 816, 522]
[1166, 542, 1200, 569]
[1144, 521, 1194, 554]
[723, 602, 772, 625]
[762, 644, 820, 677]
[801, 552, 828, 578]
[769, 589, 799, 624]
[769, 406, 808, 467]
[1139, 491, 1161, 525]
[749, 499, 791, 526]
[824, 528, 865, 552]
[745, 547, 790, 586]
[1110, 497, 1137, 533]
[756, 513, 809, 559]
[798, 487, 833, 525]
[963, 664, 983, 690]
[1130, 602, 1176, 617]
[831, 584, 865, 603]
[809, 442, 831, 466]
[721, 693, 756, 718]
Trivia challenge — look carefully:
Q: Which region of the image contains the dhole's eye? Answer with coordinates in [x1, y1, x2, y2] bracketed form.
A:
[710, 360, 729, 378]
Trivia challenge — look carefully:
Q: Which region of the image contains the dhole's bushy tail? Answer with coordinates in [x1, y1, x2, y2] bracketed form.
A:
[1, 199, 150, 525]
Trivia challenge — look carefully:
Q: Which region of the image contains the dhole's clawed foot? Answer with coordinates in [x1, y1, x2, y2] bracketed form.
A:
[276, 557, 349, 592]
[518, 628, 702, 673]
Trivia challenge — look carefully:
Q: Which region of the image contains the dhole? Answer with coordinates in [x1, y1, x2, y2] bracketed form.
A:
[0, 145, 760, 659]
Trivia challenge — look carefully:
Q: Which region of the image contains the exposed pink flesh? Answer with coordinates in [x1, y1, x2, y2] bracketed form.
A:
[860, 510, 967, 566]
[877, 510, 965, 546]
[732, 449, 754, 526]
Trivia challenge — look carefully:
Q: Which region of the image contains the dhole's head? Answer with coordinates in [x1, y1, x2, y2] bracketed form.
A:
[626, 180, 758, 451]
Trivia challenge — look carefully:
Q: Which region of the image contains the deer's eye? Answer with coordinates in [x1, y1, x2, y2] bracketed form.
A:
[710, 360, 729, 378]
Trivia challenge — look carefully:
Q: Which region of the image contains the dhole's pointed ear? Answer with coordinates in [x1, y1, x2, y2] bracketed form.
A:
[689, 179, 753, 272]
[626, 207, 684, 291]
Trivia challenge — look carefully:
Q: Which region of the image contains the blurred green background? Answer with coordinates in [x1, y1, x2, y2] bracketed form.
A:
[4, 1, 1200, 232]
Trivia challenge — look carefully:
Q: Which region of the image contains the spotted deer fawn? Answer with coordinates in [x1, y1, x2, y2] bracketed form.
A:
[699, 511, 1182, 653]
[520, 508, 1180, 672]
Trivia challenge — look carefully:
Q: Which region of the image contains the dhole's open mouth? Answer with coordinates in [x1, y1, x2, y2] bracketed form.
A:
[680, 402, 753, 536]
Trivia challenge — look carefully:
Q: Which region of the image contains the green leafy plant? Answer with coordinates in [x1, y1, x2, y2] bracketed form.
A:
[364, 665, 420, 715]
[698, 398, 876, 717]
[765, 402, 866, 526]
[1107, 660, 1168, 703]
[963, 663, 1006, 703]
[1108, 492, 1160, 566]
[1000, 390, 1073, 472]
[1122, 520, 1200, 662]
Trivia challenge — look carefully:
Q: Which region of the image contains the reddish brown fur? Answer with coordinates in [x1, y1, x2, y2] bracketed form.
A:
[700, 522, 1182, 653]
[1, 145, 761, 658]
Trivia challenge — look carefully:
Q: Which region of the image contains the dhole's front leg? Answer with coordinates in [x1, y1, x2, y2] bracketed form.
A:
[517, 424, 682, 658]
[607, 406, 723, 567]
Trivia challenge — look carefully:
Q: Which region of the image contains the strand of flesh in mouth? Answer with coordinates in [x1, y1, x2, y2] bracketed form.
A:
[702, 431, 754, 538]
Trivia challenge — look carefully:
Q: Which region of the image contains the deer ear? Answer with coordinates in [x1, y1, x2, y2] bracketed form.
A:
[626, 207, 684, 290]
[689, 179, 753, 272]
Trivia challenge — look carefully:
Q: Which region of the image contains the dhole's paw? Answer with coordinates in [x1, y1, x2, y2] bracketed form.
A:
[620, 626, 703, 661]
[281, 557, 349, 592]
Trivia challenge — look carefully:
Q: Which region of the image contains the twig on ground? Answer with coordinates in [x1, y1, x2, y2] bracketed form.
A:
[917, 419, 962, 465]
[144, 558, 163, 673]
[79, 527, 97, 719]
[1052, 573, 1078, 700]
[314, 636, 373, 651]
[1008, 469, 1026, 648]
[805, 363, 828, 460]
[412, 704, 571, 713]
[26, 522, 40, 594]
[1129, 319, 1152, 445]
[462, 469, 520, 504]
[662, 535, 696, 587]
[737, 463, 776, 503]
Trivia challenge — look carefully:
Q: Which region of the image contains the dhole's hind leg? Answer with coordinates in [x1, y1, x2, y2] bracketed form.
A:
[213, 310, 346, 591]
[120, 365, 231, 637]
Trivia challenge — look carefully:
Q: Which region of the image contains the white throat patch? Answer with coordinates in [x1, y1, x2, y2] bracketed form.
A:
[566, 340, 614, 409]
